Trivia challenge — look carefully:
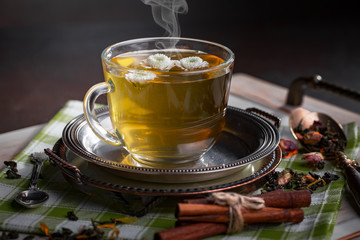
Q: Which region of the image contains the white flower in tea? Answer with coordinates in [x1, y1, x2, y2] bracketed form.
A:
[180, 56, 209, 70]
[145, 53, 175, 70]
[125, 70, 156, 84]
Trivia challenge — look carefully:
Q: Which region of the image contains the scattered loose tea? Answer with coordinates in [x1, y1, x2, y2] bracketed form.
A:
[301, 174, 315, 184]
[4, 160, 21, 179]
[0, 230, 19, 240]
[294, 120, 346, 154]
[262, 168, 339, 193]
[277, 169, 292, 185]
[7, 231, 19, 239]
[61, 227, 73, 236]
[302, 131, 322, 145]
[41, 216, 135, 240]
[301, 152, 325, 169]
[23, 235, 35, 240]
[4, 160, 17, 169]
[111, 217, 137, 224]
[279, 139, 299, 158]
[93, 217, 137, 226]
[322, 172, 340, 183]
[6, 170, 21, 179]
[67, 211, 79, 221]
[47, 227, 73, 240]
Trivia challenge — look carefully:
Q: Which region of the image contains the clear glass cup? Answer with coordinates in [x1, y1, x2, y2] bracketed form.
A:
[83, 37, 234, 166]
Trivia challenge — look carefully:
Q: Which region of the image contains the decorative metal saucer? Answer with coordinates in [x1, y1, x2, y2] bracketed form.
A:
[61, 106, 280, 183]
[46, 140, 282, 196]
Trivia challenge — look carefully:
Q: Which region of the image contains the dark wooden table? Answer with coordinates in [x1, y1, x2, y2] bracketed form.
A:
[1, 0, 360, 133]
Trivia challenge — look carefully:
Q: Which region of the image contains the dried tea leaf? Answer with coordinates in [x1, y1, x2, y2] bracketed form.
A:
[112, 217, 137, 224]
[6, 170, 21, 179]
[67, 211, 79, 221]
[4, 160, 17, 169]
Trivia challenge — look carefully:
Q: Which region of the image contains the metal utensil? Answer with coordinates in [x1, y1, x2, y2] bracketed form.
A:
[14, 152, 49, 208]
[289, 108, 360, 208]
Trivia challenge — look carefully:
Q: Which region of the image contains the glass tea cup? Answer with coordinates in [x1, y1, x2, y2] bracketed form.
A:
[83, 37, 234, 166]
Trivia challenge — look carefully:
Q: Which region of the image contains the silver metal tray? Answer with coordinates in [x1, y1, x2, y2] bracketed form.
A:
[62, 106, 280, 183]
[45, 140, 281, 216]
[46, 140, 282, 196]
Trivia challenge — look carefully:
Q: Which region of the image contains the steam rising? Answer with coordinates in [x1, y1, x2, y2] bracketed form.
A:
[141, 0, 188, 47]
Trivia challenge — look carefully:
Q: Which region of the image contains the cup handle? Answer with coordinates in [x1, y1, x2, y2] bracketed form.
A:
[83, 82, 122, 146]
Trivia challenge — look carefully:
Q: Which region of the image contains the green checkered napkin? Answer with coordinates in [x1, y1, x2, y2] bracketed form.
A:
[0, 100, 359, 239]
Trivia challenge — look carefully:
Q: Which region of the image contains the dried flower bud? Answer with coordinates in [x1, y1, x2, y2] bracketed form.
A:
[279, 139, 299, 158]
[295, 133, 303, 141]
[303, 131, 323, 145]
[277, 169, 292, 185]
[302, 152, 324, 164]
[277, 172, 292, 185]
[312, 120, 323, 129]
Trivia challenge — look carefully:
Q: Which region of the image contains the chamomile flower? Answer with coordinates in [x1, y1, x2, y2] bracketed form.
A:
[146, 53, 174, 70]
[125, 70, 156, 84]
[180, 56, 209, 70]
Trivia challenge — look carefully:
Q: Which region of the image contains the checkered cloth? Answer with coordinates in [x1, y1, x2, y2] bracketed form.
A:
[0, 100, 359, 239]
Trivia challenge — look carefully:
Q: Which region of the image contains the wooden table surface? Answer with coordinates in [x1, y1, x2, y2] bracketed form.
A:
[0, 73, 359, 239]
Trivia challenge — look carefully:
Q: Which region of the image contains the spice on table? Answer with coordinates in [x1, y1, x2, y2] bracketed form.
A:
[183, 189, 311, 209]
[23, 235, 36, 240]
[301, 174, 315, 184]
[0, 230, 20, 240]
[301, 152, 325, 169]
[277, 169, 292, 185]
[51, 227, 73, 239]
[155, 191, 309, 240]
[163, 206, 304, 240]
[5, 170, 21, 179]
[279, 139, 299, 158]
[40, 222, 52, 239]
[262, 168, 339, 193]
[176, 204, 304, 224]
[4, 160, 21, 179]
[38, 216, 134, 240]
[4, 160, 17, 169]
[67, 211, 79, 221]
[303, 131, 322, 145]
[293, 120, 346, 155]
[93, 217, 137, 225]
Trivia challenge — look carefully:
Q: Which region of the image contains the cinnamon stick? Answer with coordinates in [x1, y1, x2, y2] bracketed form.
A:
[176, 203, 227, 217]
[156, 190, 310, 240]
[154, 223, 227, 240]
[242, 207, 304, 223]
[183, 189, 311, 208]
[254, 189, 311, 208]
[158, 207, 304, 240]
[157, 207, 304, 240]
[178, 214, 229, 223]
[176, 204, 304, 223]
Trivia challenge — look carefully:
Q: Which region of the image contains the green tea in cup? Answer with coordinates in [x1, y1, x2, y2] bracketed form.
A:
[84, 37, 234, 166]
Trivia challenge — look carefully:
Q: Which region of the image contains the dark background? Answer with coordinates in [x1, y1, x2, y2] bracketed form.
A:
[1, 0, 360, 133]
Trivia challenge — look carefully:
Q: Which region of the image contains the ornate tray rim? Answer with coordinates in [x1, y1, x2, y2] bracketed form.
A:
[45, 139, 282, 196]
